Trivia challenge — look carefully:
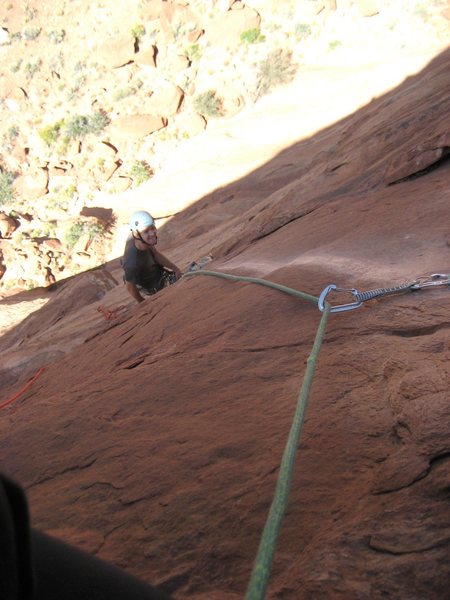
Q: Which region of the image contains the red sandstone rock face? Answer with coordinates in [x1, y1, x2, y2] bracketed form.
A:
[145, 82, 185, 117]
[96, 33, 137, 68]
[1, 50, 450, 600]
[205, 5, 261, 46]
[110, 114, 167, 140]
[0, 212, 19, 238]
[13, 166, 49, 200]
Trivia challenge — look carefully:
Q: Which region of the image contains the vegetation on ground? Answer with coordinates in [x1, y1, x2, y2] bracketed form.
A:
[240, 28, 266, 44]
[193, 90, 223, 118]
[65, 220, 105, 248]
[253, 49, 297, 100]
[130, 161, 153, 186]
[0, 169, 15, 206]
[63, 112, 110, 141]
[39, 112, 110, 147]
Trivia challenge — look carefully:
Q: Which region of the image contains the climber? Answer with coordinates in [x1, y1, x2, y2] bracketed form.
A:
[122, 210, 181, 304]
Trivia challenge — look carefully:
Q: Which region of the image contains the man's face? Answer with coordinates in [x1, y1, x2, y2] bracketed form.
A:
[139, 225, 157, 245]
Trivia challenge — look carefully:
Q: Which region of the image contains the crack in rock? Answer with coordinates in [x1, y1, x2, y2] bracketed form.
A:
[386, 322, 450, 338]
[369, 531, 450, 555]
[29, 457, 97, 488]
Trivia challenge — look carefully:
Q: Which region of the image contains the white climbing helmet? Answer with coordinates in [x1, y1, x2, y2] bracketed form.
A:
[129, 210, 155, 232]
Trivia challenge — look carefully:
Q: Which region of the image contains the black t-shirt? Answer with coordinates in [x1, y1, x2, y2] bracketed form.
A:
[122, 237, 164, 292]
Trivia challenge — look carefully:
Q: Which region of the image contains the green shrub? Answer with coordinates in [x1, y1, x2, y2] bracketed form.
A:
[131, 24, 145, 40]
[114, 81, 143, 101]
[193, 90, 222, 117]
[130, 160, 152, 186]
[10, 59, 22, 72]
[61, 184, 77, 199]
[73, 60, 86, 73]
[185, 43, 202, 62]
[0, 170, 15, 206]
[25, 5, 37, 22]
[63, 111, 110, 141]
[328, 40, 342, 51]
[65, 222, 85, 248]
[240, 28, 265, 44]
[38, 121, 64, 146]
[254, 49, 297, 100]
[8, 126, 19, 141]
[65, 221, 104, 248]
[65, 75, 86, 101]
[23, 27, 41, 40]
[24, 59, 42, 79]
[294, 23, 312, 40]
[9, 32, 22, 43]
[48, 29, 66, 44]
[49, 51, 65, 72]
[86, 222, 104, 240]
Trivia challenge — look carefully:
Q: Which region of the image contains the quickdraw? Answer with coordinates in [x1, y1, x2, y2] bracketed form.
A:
[318, 273, 450, 313]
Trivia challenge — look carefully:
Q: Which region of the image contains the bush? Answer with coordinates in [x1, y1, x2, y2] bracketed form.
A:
[328, 40, 342, 51]
[39, 121, 64, 146]
[25, 5, 37, 21]
[131, 24, 145, 40]
[65, 222, 85, 248]
[10, 59, 22, 73]
[24, 59, 42, 79]
[294, 23, 312, 40]
[185, 43, 202, 62]
[240, 28, 265, 44]
[65, 221, 105, 248]
[193, 90, 222, 118]
[114, 81, 143, 101]
[63, 111, 110, 141]
[254, 50, 297, 100]
[48, 29, 66, 44]
[0, 170, 15, 206]
[8, 126, 19, 141]
[130, 161, 152, 186]
[86, 222, 104, 240]
[23, 27, 41, 40]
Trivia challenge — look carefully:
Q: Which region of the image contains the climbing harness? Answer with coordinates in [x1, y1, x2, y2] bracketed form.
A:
[319, 273, 450, 313]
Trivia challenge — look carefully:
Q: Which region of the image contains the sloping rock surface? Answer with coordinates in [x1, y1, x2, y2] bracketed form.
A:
[0, 50, 450, 599]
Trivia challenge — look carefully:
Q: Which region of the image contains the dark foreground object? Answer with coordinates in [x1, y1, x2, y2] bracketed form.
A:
[0, 473, 170, 600]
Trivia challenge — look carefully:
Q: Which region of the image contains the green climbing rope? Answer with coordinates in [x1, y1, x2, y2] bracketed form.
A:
[184, 269, 330, 599]
[245, 302, 330, 599]
[183, 270, 319, 305]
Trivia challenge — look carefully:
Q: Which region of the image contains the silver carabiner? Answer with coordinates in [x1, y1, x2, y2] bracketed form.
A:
[318, 284, 363, 313]
[410, 273, 450, 290]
